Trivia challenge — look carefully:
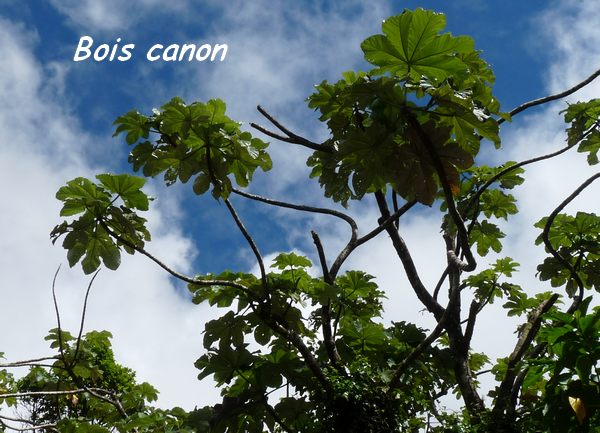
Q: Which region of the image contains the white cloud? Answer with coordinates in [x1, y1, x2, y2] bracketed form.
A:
[48, 0, 190, 34]
[537, 0, 600, 97]
[0, 17, 214, 410]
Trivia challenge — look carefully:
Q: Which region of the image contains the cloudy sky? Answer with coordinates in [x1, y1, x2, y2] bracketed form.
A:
[1, 0, 599, 412]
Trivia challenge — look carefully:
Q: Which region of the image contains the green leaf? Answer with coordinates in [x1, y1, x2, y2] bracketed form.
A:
[113, 110, 150, 145]
[470, 220, 504, 256]
[271, 252, 312, 270]
[96, 173, 149, 210]
[161, 99, 210, 137]
[192, 173, 211, 195]
[480, 189, 518, 220]
[362, 9, 474, 82]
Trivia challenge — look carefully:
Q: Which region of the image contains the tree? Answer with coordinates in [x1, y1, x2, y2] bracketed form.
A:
[2, 7, 600, 433]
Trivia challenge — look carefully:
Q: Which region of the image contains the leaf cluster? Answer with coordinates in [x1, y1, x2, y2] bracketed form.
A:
[307, 8, 503, 206]
[114, 97, 271, 199]
[50, 174, 151, 274]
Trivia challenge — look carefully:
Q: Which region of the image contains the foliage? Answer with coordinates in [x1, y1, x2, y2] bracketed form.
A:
[3, 7, 600, 433]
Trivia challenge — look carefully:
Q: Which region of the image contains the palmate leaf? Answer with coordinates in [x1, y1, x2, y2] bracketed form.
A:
[53, 175, 152, 274]
[362, 9, 474, 83]
[470, 220, 504, 256]
[112, 110, 151, 145]
[96, 173, 149, 210]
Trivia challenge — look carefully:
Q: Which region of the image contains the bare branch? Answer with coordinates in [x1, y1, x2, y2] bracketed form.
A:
[374, 191, 445, 319]
[500, 67, 600, 124]
[0, 356, 59, 368]
[73, 270, 100, 364]
[231, 187, 357, 234]
[224, 198, 268, 290]
[388, 296, 453, 390]
[467, 144, 575, 220]
[311, 231, 343, 370]
[50, 266, 66, 363]
[329, 199, 416, 279]
[253, 105, 330, 152]
[0, 388, 86, 399]
[99, 220, 251, 292]
[0, 414, 59, 432]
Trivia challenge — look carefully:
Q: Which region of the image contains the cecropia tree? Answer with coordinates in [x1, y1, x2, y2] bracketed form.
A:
[1, 7, 600, 433]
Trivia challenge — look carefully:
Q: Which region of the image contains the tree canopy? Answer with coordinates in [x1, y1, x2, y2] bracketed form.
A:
[2, 7, 600, 433]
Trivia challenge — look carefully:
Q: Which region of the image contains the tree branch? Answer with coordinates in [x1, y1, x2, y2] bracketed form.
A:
[467, 144, 575, 221]
[388, 286, 456, 391]
[492, 293, 560, 418]
[0, 356, 59, 368]
[224, 198, 268, 290]
[374, 191, 445, 319]
[100, 220, 251, 293]
[500, 67, 600, 124]
[311, 231, 343, 370]
[72, 270, 100, 365]
[231, 188, 357, 234]
[542, 172, 600, 309]
[252, 105, 330, 152]
[0, 414, 59, 433]
[265, 318, 331, 392]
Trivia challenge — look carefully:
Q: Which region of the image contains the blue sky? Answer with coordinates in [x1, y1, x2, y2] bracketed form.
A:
[1, 0, 599, 411]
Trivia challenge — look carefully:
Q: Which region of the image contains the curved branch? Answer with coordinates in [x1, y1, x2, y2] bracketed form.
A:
[329, 199, 416, 279]
[100, 220, 251, 292]
[469, 145, 573, 214]
[51, 266, 66, 362]
[500, 67, 600, 124]
[72, 270, 100, 364]
[224, 198, 268, 290]
[231, 188, 357, 234]
[542, 172, 600, 309]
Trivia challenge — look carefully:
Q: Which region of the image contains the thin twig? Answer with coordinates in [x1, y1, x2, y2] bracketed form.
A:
[254, 105, 330, 152]
[232, 188, 357, 232]
[99, 220, 251, 292]
[72, 270, 100, 364]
